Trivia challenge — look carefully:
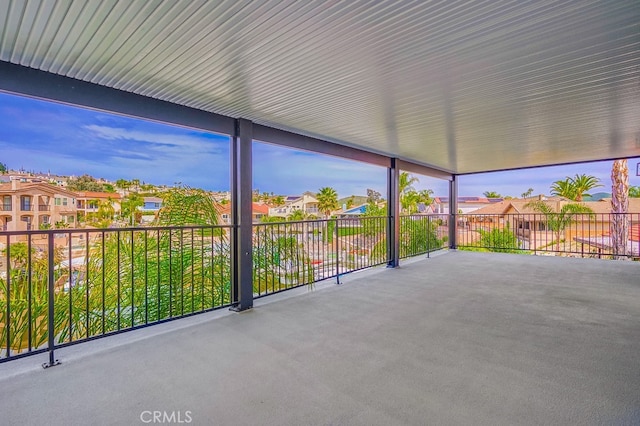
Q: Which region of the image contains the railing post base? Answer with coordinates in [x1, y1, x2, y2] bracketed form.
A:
[42, 360, 60, 369]
[229, 303, 252, 313]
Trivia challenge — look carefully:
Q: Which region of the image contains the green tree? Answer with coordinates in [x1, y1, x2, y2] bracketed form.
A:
[66, 174, 104, 192]
[550, 178, 576, 200]
[525, 200, 593, 251]
[288, 209, 307, 221]
[399, 172, 418, 194]
[366, 189, 382, 204]
[521, 188, 534, 198]
[628, 186, 640, 198]
[483, 191, 502, 198]
[0, 162, 7, 173]
[316, 187, 339, 218]
[121, 193, 144, 225]
[476, 227, 521, 253]
[551, 174, 601, 201]
[401, 189, 434, 214]
[398, 172, 434, 214]
[115, 179, 130, 192]
[570, 174, 602, 201]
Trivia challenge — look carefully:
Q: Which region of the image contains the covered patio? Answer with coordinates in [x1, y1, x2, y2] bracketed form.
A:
[1, 251, 638, 425]
[1, 1, 640, 423]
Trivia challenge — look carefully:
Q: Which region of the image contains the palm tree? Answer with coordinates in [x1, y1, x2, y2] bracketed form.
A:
[288, 209, 307, 221]
[399, 172, 418, 194]
[611, 160, 629, 259]
[115, 179, 130, 192]
[401, 189, 434, 214]
[483, 191, 502, 198]
[550, 178, 577, 200]
[521, 188, 534, 198]
[550, 174, 602, 201]
[570, 174, 602, 201]
[121, 193, 144, 226]
[316, 187, 339, 218]
[272, 195, 285, 206]
[525, 200, 594, 252]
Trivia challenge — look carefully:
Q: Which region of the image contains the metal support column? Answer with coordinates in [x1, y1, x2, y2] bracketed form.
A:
[230, 118, 253, 312]
[387, 158, 400, 267]
[448, 176, 458, 250]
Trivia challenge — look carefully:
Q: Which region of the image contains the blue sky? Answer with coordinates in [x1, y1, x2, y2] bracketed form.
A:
[1, 91, 638, 198]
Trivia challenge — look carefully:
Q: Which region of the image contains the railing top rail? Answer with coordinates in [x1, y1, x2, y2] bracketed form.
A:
[0, 223, 233, 236]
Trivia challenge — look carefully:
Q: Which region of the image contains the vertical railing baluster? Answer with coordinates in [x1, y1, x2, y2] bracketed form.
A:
[6, 236, 11, 358]
[68, 231, 73, 342]
[131, 229, 135, 328]
[168, 229, 172, 318]
[144, 229, 148, 325]
[85, 231, 89, 338]
[335, 219, 340, 284]
[27, 234, 32, 351]
[101, 231, 105, 335]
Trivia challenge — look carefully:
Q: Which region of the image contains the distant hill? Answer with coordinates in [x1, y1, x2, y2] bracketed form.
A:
[337, 195, 368, 208]
[583, 192, 611, 201]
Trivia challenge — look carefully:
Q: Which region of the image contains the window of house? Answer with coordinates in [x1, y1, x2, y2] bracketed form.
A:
[20, 195, 32, 210]
[62, 198, 68, 206]
[2, 195, 11, 210]
[55, 198, 61, 206]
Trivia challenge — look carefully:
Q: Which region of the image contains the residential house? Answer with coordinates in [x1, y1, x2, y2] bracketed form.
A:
[268, 192, 319, 218]
[139, 197, 163, 223]
[75, 191, 122, 220]
[468, 196, 640, 250]
[217, 202, 270, 225]
[432, 196, 504, 214]
[0, 181, 78, 231]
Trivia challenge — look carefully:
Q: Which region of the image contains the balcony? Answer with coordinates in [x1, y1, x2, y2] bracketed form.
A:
[1, 250, 638, 424]
[38, 204, 50, 212]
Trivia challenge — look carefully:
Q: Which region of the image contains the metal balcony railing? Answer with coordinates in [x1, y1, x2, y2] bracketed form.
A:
[0, 225, 233, 365]
[252, 217, 392, 297]
[457, 213, 640, 259]
[16, 212, 637, 366]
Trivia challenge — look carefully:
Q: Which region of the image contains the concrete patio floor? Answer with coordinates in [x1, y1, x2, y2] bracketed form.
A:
[0, 251, 639, 425]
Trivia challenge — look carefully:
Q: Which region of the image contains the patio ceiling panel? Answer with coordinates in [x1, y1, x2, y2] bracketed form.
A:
[0, 0, 639, 174]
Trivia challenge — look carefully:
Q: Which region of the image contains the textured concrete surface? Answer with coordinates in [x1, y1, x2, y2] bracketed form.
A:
[0, 251, 639, 426]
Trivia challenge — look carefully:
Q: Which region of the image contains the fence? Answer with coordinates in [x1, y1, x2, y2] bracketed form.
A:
[253, 217, 391, 296]
[0, 225, 232, 364]
[457, 213, 640, 259]
[0, 215, 451, 364]
[399, 214, 449, 259]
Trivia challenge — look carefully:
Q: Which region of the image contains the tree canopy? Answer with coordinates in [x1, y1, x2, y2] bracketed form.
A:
[316, 187, 339, 218]
[483, 191, 502, 198]
[550, 174, 602, 201]
[66, 174, 106, 192]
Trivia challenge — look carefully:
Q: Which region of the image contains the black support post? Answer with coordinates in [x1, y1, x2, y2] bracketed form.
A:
[42, 234, 59, 368]
[387, 158, 400, 267]
[230, 119, 253, 312]
[449, 176, 458, 250]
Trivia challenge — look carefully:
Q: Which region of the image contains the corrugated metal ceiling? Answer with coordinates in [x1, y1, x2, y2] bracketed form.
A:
[1, 0, 639, 174]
